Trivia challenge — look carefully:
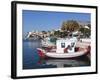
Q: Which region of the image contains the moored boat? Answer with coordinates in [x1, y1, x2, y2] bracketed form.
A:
[37, 38, 90, 59]
[37, 47, 89, 59]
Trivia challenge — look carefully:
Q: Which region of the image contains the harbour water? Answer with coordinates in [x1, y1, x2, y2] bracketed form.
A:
[23, 40, 90, 69]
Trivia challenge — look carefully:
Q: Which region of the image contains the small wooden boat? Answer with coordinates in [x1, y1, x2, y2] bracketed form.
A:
[37, 46, 90, 58]
[37, 38, 90, 59]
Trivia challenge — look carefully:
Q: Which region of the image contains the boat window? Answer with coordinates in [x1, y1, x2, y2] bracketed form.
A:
[61, 43, 65, 48]
[71, 43, 75, 47]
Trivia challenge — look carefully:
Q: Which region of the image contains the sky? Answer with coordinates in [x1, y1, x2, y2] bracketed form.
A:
[22, 10, 90, 33]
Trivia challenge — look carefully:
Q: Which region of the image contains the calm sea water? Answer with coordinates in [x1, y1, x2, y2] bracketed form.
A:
[23, 40, 90, 69]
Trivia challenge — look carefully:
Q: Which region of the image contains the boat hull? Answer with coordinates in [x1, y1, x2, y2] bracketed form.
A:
[37, 48, 88, 59]
[46, 51, 87, 58]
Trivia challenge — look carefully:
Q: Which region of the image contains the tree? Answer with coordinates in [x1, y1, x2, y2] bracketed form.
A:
[54, 30, 61, 37]
[61, 21, 66, 31]
[79, 27, 91, 38]
[42, 31, 47, 34]
[87, 24, 91, 29]
[61, 20, 80, 32]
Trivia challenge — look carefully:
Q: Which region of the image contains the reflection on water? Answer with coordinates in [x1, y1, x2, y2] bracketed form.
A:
[23, 40, 90, 69]
[46, 57, 90, 68]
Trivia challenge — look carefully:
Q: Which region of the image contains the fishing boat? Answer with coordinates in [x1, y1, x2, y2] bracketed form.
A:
[37, 37, 90, 59]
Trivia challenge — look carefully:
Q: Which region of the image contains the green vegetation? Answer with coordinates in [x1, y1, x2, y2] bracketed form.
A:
[61, 20, 80, 32]
[54, 30, 61, 37]
[52, 20, 91, 38]
[42, 31, 47, 34]
[79, 27, 91, 38]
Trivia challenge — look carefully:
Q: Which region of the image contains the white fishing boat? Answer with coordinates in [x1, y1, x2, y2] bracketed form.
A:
[37, 37, 90, 58]
[37, 48, 88, 58]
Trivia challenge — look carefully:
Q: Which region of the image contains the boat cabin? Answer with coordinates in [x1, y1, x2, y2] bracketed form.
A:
[56, 38, 77, 53]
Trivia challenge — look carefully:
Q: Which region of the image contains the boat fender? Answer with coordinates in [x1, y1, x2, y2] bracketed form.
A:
[86, 46, 91, 54]
[64, 48, 68, 53]
[37, 49, 45, 58]
[75, 47, 79, 52]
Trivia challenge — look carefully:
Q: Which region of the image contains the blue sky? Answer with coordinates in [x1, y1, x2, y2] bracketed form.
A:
[22, 10, 90, 33]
